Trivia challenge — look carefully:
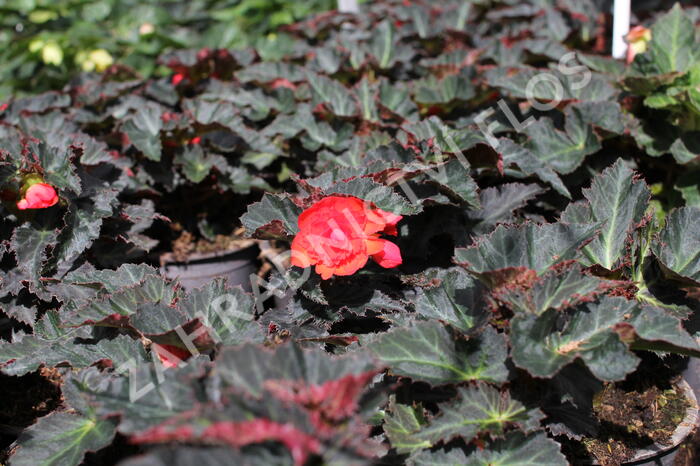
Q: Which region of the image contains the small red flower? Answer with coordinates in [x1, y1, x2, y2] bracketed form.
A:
[290, 196, 403, 280]
[190, 136, 201, 145]
[172, 73, 185, 86]
[270, 78, 297, 90]
[16, 183, 59, 210]
[153, 344, 191, 368]
[196, 48, 211, 61]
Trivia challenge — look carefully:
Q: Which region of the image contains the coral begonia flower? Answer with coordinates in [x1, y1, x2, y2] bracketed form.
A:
[16, 183, 59, 210]
[625, 26, 652, 65]
[290, 196, 403, 280]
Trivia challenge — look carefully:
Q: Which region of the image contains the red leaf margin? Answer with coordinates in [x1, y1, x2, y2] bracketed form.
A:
[130, 418, 321, 465]
[263, 370, 379, 427]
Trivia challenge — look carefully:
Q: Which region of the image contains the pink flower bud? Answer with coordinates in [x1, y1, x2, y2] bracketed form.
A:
[17, 183, 59, 210]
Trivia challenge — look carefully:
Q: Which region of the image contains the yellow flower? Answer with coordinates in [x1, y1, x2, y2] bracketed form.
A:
[28, 10, 58, 24]
[78, 49, 114, 72]
[41, 42, 63, 66]
[28, 38, 45, 53]
[88, 49, 114, 72]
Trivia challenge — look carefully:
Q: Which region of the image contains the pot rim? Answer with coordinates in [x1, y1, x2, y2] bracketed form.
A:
[160, 241, 259, 266]
[589, 377, 699, 465]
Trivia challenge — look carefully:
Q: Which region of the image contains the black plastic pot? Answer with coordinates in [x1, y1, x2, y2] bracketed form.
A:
[160, 243, 260, 291]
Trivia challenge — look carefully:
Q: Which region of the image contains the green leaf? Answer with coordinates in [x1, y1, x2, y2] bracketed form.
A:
[412, 433, 568, 465]
[648, 3, 696, 74]
[225, 166, 274, 195]
[404, 117, 485, 154]
[569, 101, 627, 134]
[523, 108, 601, 175]
[420, 49, 471, 69]
[31, 141, 81, 194]
[499, 139, 570, 197]
[65, 365, 199, 433]
[416, 384, 544, 446]
[406, 5, 431, 38]
[216, 342, 377, 399]
[131, 278, 263, 346]
[176, 145, 215, 183]
[122, 103, 163, 161]
[383, 397, 430, 454]
[462, 432, 568, 466]
[183, 99, 239, 127]
[10, 223, 58, 286]
[562, 159, 650, 270]
[179, 280, 260, 345]
[628, 115, 693, 161]
[0, 313, 149, 376]
[644, 93, 679, 109]
[670, 135, 700, 165]
[292, 105, 353, 149]
[486, 68, 616, 102]
[497, 264, 613, 315]
[61, 263, 159, 294]
[117, 447, 268, 466]
[237, 62, 305, 83]
[414, 70, 475, 105]
[577, 53, 626, 76]
[652, 207, 700, 283]
[241, 193, 302, 239]
[357, 76, 379, 122]
[1, 303, 36, 327]
[306, 72, 357, 117]
[368, 20, 412, 69]
[326, 178, 421, 215]
[544, 8, 571, 42]
[120, 200, 160, 252]
[455, 222, 599, 276]
[367, 321, 508, 385]
[241, 152, 279, 170]
[510, 297, 641, 381]
[228, 88, 275, 121]
[466, 183, 545, 234]
[412, 448, 469, 465]
[627, 304, 700, 356]
[55, 189, 118, 267]
[380, 79, 418, 121]
[9, 412, 117, 466]
[413, 267, 488, 332]
[416, 157, 480, 208]
[65, 275, 175, 326]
